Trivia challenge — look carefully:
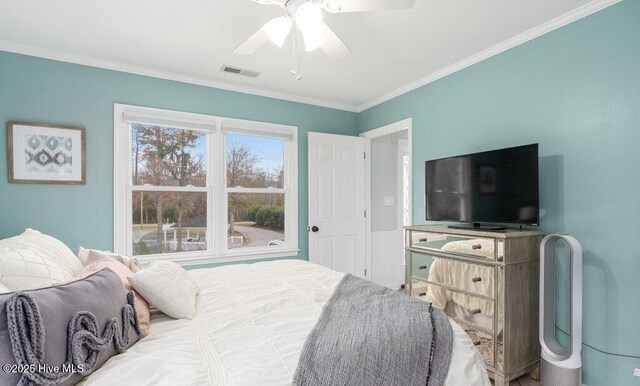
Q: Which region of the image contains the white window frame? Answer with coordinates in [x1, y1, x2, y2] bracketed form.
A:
[114, 104, 298, 266]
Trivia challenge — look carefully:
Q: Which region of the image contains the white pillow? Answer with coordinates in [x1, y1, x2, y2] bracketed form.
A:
[78, 247, 142, 272]
[0, 229, 81, 290]
[0, 282, 9, 294]
[128, 261, 199, 319]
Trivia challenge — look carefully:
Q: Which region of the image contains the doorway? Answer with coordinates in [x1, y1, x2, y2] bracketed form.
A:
[361, 119, 412, 289]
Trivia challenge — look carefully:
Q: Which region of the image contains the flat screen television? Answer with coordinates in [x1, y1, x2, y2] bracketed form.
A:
[425, 144, 539, 228]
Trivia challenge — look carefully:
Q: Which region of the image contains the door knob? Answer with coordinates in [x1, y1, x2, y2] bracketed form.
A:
[311, 226, 319, 232]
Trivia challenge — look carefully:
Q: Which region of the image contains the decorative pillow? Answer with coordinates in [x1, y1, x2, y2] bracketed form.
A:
[78, 247, 142, 272]
[0, 229, 81, 291]
[74, 251, 151, 336]
[0, 229, 83, 282]
[0, 269, 142, 386]
[128, 260, 199, 319]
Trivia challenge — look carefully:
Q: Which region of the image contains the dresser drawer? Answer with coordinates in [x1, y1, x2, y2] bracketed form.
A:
[409, 277, 498, 317]
[408, 252, 497, 299]
[409, 279, 430, 300]
[409, 230, 503, 261]
[464, 326, 504, 372]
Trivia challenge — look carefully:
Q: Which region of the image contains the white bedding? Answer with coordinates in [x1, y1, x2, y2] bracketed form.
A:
[82, 260, 489, 386]
[425, 239, 505, 322]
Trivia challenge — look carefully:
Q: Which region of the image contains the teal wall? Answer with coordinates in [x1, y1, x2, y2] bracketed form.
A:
[2, 1, 639, 383]
[0, 51, 359, 262]
[359, 1, 640, 384]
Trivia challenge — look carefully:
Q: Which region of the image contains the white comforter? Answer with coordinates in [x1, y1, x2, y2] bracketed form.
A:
[82, 260, 490, 386]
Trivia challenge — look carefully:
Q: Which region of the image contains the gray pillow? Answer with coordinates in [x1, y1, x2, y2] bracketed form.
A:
[0, 268, 142, 386]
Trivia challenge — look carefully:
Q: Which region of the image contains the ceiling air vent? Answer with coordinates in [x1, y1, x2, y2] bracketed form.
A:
[220, 65, 260, 78]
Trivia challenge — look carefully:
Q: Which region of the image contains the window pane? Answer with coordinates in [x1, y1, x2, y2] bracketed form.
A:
[132, 191, 207, 256]
[228, 193, 285, 249]
[132, 124, 207, 186]
[226, 133, 284, 189]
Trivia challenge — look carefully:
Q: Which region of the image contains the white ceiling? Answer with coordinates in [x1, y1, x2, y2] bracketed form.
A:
[0, 0, 614, 111]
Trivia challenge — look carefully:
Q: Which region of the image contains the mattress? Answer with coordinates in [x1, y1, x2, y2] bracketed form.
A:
[81, 260, 490, 386]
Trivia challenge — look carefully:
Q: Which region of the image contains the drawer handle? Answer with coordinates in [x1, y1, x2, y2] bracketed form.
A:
[418, 237, 428, 242]
[471, 276, 482, 283]
[470, 308, 482, 315]
[472, 244, 482, 250]
[418, 292, 427, 297]
[418, 265, 428, 270]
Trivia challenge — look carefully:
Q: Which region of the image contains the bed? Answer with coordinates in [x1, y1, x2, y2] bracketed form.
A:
[80, 259, 490, 386]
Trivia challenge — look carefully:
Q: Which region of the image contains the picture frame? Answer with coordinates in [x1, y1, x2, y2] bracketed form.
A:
[7, 121, 86, 184]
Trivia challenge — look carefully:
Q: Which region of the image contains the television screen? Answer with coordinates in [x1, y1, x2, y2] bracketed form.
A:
[425, 144, 539, 226]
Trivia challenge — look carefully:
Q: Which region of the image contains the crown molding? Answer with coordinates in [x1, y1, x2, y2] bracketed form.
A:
[0, 40, 359, 113]
[0, 0, 622, 114]
[355, 0, 623, 112]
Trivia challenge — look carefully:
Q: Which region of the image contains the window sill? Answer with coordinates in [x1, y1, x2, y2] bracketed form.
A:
[138, 248, 300, 267]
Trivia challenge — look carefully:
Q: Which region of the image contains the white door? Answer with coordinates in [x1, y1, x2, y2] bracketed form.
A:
[308, 132, 366, 278]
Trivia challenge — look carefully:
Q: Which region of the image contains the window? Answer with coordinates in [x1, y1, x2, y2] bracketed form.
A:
[225, 133, 286, 249]
[114, 105, 298, 265]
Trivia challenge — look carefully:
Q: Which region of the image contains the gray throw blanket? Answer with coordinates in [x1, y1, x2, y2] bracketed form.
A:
[293, 274, 453, 386]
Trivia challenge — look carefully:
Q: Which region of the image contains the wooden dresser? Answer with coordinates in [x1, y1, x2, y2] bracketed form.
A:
[404, 225, 544, 386]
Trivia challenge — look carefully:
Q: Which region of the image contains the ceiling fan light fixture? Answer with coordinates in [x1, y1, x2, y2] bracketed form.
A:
[295, 3, 323, 31]
[294, 4, 327, 52]
[300, 25, 326, 52]
[264, 16, 292, 47]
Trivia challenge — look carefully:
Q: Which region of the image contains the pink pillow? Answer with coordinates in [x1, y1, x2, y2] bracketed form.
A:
[75, 251, 151, 336]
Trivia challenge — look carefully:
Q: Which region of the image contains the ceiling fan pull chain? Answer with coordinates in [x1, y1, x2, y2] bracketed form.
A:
[297, 30, 302, 79]
[290, 29, 303, 80]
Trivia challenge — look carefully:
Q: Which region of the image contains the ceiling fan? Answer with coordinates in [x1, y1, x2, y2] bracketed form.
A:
[234, 0, 417, 58]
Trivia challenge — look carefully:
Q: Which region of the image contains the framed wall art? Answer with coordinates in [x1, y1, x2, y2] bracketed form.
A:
[8, 121, 86, 184]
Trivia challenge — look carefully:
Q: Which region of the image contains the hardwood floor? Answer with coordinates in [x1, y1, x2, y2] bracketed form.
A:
[491, 373, 539, 386]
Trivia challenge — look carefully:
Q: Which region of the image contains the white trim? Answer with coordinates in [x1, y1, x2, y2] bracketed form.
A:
[226, 187, 286, 193]
[131, 185, 208, 192]
[355, 0, 622, 112]
[113, 105, 128, 254]
[122, 110, 217, 132]
[0, 0, 620, 114]
[114, 103, 298, 264]
[360, 118, 412, 285]
[363, 141, 371, 280]
[0, 40, 357, 113]
[397, 138, 410, 289]
[397, 137, 410, 241]
[222, 119, 297, 140]
[360, 118, 413, 139]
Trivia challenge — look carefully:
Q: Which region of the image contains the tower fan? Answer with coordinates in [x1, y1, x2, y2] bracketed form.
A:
[539, 234, 583, 385]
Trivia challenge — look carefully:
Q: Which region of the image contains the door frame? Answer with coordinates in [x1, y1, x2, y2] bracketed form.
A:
[397, 138, 410, 285]
[360, 118, 412, 283]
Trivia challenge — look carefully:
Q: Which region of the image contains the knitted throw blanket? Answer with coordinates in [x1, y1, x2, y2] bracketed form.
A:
[293, 274, 453, 386]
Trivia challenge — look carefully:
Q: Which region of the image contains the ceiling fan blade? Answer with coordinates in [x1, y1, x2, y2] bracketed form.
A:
[234, 17, 292, 55]
[324, 0, 416, 13]
[319, 24, 351, 58]
[233, 27, 269, 55]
